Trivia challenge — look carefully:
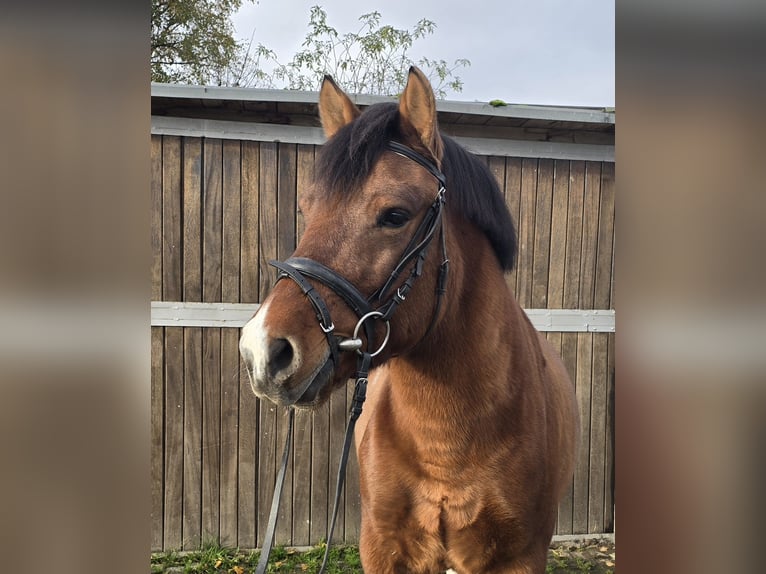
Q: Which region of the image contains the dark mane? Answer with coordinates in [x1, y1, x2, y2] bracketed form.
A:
[315, 102, 517, 270]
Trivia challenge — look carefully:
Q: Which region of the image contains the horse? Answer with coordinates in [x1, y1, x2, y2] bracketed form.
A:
[239, 67, 578, 574]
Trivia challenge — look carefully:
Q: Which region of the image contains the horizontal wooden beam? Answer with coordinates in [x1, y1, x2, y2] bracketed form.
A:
[151, 116, 613, 162]
[151, 302, 615, 332]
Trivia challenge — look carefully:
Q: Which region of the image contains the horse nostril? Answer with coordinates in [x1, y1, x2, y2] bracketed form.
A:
[268, 338, 294, 377]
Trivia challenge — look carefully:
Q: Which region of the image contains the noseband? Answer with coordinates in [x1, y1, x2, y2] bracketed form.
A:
[255, 142, 449, 574]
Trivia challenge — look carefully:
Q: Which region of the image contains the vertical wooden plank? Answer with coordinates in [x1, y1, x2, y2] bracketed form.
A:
[516, 158, 538, 307]
[595, 163, 615, 310]
[162, 136, 183, 303]
[150, 135, 164, 550]
[238, 141, 260, 547]
[151, 326, 165, 551]
[592, 161, 615, 534]
[183, 326, 203, 549]
[150, 135, 163, 302]
[588, 333, 608, 533]
[579, 162, 602, 309]
[161, 135, 183, 550]
[292, 409, 313, 546]
[531, 159, 554, 308]
[604, 332, 615, 532]
[344, 383, 362, 542]
[220, 140, 242, 546]
[278, 144, 298, 259]
[202, 139, 223, 543]
[547, 160, 569, 310]
[163, 328, 184, 550]
[257, 142, 279, 544]
[257, 401, 278, 544]
[328, 385, 348, 542]
[238, 366, 258, 549]
[310, 402, 330, 544]
[241, 141, 260, 304]
[275, 410, 295, 546]
[504, 158, 522, 296]
[296, 144, 315, 243]
[258, 142, 279, 300]
[181, 137, 203, 549]
[572, 332, 593, 534]
[563, 161, 585, 311]
[548, 159, 570, 534]
[183, 138, 203, 302]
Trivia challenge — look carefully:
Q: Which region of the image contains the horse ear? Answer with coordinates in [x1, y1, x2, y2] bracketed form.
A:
[318, 75, 361, 139]
[398, 66, 443, 161]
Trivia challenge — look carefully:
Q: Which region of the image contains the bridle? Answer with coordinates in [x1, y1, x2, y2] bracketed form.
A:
[254, 141, 449, 574]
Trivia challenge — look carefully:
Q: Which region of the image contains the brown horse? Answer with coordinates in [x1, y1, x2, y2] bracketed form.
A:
[239, 67, 578, 574]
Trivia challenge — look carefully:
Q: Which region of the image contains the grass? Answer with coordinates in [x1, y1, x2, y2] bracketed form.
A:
[151, 539, 614, 573]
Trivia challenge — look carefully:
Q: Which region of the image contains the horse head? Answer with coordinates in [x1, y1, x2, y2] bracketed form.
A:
[239, 67, 452, 407]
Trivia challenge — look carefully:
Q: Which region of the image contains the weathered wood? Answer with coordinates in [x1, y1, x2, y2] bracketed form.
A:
[163, 327, 184, 550]
[201, 332, 222, 544]
[531, 159, 554, 307]
[257, 400, 278, 544]
[572, 332, 593, 533]
[183, 327, 203, 548]
[549, 160, 571, 536]
[516, 158, 538, 307]
[547, 160, 570, 310]
[258, 142, 278, 300]
[328, 384, 348, 542]
[151, 136, 163, 301]
[344, 383, 362, 541]
[579, 162, 602, 309]
[220, 328, 240, 546]
[296, 144, 315, 242]
[237, 361, 258, 548]
[275, 407, 294, 545]
[277, 144, 297, 261]
[202, 139, 224, 542]
[557, 332, 578, 534]
[588, 333, 608, 533]
[563, 161, 585, 309]
[203, 139, 223, 303]
[220, 140, 242, 546]
[183, 138, 203, 302]
[162, 136, 182, 302]
[310, 402, 330, 543]
[292, 409, 314, 545]
[151, 326, 165, 551]
[241, 141, 260, 303]
[595, 163, 615, 310]
[604, 332, 615, 532]
[504, 157, 522, 296]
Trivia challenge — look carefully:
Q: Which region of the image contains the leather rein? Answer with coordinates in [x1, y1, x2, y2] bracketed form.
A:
[255, 141, 448, 574]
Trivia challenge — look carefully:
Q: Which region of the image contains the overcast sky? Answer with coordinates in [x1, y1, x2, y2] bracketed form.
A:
[232, 0, 614, 107]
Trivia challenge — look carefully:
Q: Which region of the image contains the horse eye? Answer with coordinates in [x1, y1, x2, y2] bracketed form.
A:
[378, 208, 411, 228]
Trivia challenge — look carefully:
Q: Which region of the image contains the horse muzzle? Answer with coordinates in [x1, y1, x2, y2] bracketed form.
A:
[239, 300, 336, 408]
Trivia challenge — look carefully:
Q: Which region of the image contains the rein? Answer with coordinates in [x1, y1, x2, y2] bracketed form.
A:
[254, 142, 447, 574]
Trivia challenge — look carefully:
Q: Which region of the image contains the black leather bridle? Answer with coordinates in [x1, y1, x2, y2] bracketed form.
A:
[255, 141, 449, 574]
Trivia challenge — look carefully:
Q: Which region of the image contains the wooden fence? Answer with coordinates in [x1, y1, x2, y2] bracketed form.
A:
[150, 134, 615, 552]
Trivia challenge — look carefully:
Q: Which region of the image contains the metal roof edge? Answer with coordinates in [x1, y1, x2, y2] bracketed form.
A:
[150, 83, 615, 125]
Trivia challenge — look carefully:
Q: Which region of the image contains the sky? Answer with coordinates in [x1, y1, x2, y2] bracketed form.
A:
[232, 0, 615, 107]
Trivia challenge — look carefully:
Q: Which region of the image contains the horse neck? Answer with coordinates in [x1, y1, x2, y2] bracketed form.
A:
[387, 221, 543, 431]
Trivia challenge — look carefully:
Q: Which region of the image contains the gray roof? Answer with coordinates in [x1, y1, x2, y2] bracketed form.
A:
[151, 83, 614, 148]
